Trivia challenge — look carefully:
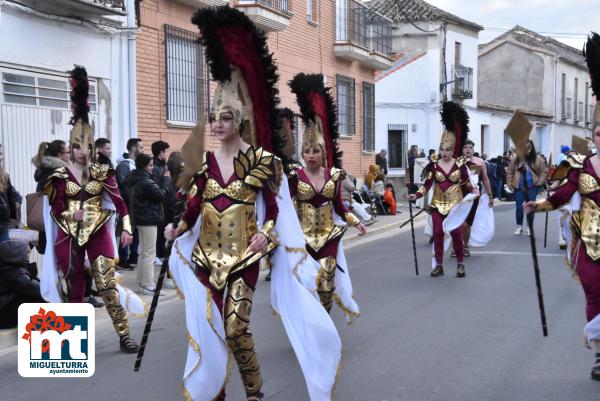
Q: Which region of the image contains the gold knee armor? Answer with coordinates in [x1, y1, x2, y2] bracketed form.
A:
[316, 256, 337, 313]
[91, 256, 129, 337]
[224, 277, 262, 396]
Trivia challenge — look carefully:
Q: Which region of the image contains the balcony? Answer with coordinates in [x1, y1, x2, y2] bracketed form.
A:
[20, 0, 127, 16]
[452, 65, 473, 100]
[363, 11, 393, 70]
[236, 0, 292, 32]
[176, 0, 229, 8]
[334, 0, 370, 63]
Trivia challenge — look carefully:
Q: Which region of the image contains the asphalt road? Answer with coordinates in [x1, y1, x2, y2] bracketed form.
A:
[1, 204, 599, 401]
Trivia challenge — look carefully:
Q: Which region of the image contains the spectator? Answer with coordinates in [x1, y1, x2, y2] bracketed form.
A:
[151, 140, 170, 265]
[494, 156, 506, 199]
[383, 183, 397, 214]
[406, 145, 419, 194]
[95, 138, 113, 168]
[428, 148, 437, 162]
[482, 153, 497, 198]
[506, 140, 548, 236]
[31, 140, 70, 255]
[115, 138, 143, 269]
[341, 174, 374, 224]
[0, 144, 21, 230]
[365, 164, 379, 189]
[32, 140, 71, 192]
[0, 239, 45, 328]
[375, 149, 388, 175]
[557, 145, 570, 165]
[126, 154, 167, 295]
[372, 172, 385, 197]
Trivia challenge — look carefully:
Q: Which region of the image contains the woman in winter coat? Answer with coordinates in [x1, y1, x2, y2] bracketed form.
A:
[126, 153, 167, 295]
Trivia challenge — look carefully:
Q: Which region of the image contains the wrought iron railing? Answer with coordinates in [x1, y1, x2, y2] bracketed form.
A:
[91, 0, 126, 10]
[452, 65, 473, 99]
[368, 12, 392, 55]
[255, 0, 289, 13]
[337, 0, 368, 49]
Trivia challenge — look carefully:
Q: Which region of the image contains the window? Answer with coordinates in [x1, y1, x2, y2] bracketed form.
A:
[2, 71, 97, 110]
[561, 73, 566, 120]
[566, 97, 572, 119]
[165, 25, 209, 125]
[336, 75, 355, 136]
[578, 102, 584, 123]
[454, 42, 461, 66]
[307, 0, 318, 23]
[585, 82, 590, 123]
[574, 78, 579, 121]
[388, 125, 407, 168]
[362, 82, 375, 151]
[590, 105, 595, 125]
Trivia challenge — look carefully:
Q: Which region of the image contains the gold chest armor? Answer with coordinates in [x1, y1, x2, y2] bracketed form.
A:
[571, 198, 600, 261]
[53, 195, 114, 247]
[430, 166, 463, 215]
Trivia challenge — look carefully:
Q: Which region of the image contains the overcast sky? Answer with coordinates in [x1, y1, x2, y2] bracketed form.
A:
[426, 0, 599, 50]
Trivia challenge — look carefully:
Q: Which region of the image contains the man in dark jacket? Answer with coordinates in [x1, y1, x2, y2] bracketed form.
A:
[0, 239, 45, 328]
[115, 138, 143, 269]
[126, 154, 167, 295]
[375, 149, 388, 175]
[151, 140, 170, 265]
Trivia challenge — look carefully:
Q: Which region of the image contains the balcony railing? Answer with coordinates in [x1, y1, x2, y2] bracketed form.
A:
[337, 0, 368, 49]
[452, 65, 473, 99]
[21, 0, 127, 16]
[368, 12, 392, 56]
[237, 0, 292, 31]
[93, 0, 125, 9]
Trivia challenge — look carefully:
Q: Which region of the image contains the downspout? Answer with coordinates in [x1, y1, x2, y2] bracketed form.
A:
[553, 57, 558, 157]
[127, 0, 138, 140]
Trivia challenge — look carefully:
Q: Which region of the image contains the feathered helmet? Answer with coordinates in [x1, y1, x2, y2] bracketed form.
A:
[440, 101, 469, 158]
[192, 6, 282, 153]
[584, 32, 600, 131]
[68, 65, 94, 160]
[289, 73, 342, 168]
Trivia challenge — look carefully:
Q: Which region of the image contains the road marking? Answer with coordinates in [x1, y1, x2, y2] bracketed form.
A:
[470, 251, 563, 257]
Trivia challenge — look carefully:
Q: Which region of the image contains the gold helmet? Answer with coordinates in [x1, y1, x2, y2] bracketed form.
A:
[289, 73, 342, 168]
[68, 65, 94, 182]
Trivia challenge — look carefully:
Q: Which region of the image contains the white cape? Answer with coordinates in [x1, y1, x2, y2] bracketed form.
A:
[584, 313, 600, 343]
[39, 195, 146, 316]
[431, 194, 476, 268]
[168, 175, 341, 401]
[468, 193, 495, 247]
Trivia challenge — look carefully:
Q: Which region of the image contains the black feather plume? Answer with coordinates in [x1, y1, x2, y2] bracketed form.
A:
[584, 32, 600, 98]
[440, 101, 469, 158]
[289, 73, 343, 168]
[69, 65, 89, 125]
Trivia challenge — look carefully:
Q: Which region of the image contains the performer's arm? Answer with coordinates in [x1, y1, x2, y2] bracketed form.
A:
[460, 165, 476, 194]
[533, 168, 579, 212]
[415, 169, 434, 199]
[480, 161, 493, 197]
[334, 181, 360, 226]
[179, 174, 206, 233]
[102, 173, 132, 234]
[49, 178, 67, 219]
[260, 183, 279, 239]
[287, 170, 298, 198]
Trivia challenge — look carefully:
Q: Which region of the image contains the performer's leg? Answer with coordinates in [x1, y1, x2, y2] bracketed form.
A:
[431, 210, 445, 266]
[55, 231, 86, 302]
[87, 227, 138, 352]
[316, 256, 337, 312]
[574, 245, 600, 380]
[451, 226, 466, 277]
[224, 265, 263, 398]
[514, 190, 525, 227]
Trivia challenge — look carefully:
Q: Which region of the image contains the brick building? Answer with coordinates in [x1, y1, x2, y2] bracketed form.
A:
[136, 0, 393, 179]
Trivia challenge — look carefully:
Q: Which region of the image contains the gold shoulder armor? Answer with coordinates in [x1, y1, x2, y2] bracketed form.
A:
[455, 156, 467, 167]
[90, 163, 111, 181]
[552, 155, 585, 181]
[234, 146, 275, 188]
[44, 167, 69, 202]
[329, 167, 345, 182]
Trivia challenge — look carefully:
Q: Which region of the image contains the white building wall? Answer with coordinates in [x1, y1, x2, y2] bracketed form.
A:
[0, 3, 136, 202]
[445, 25, 479, 108]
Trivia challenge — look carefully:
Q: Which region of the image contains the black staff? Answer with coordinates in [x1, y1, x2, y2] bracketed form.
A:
[399, 208, 425, 229]
[523, 186, 548, 337]
[408, 200, 419, 276]
[543, 210, 549, 248]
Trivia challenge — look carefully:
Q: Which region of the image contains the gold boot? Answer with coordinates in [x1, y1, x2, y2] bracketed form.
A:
[91, 256, 130, 337]
[224, 277, 263, 397]
[316, 256, 337, 313]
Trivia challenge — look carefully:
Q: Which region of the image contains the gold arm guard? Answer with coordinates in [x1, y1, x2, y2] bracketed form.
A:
[534, 199, 553, 212]
[177, 220, 189, 234]
[344, 212, 361, 227]
[121, 215, 133, 235]
[261, 219, 276, 239]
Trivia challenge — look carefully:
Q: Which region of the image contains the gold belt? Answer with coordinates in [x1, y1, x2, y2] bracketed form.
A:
[430, 184, 463, 216]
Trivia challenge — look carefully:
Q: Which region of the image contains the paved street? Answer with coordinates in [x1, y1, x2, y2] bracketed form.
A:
[1, 204, 599, 401]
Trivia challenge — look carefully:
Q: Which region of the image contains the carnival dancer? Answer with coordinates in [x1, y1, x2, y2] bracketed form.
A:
[164, 7, 341, 401]
[452, 140, 494, 257]
[41, 66, 139, 353]
[287, 73, 366, 321]
[408, 102, 479, 277]
[524, 32, 600, 381]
